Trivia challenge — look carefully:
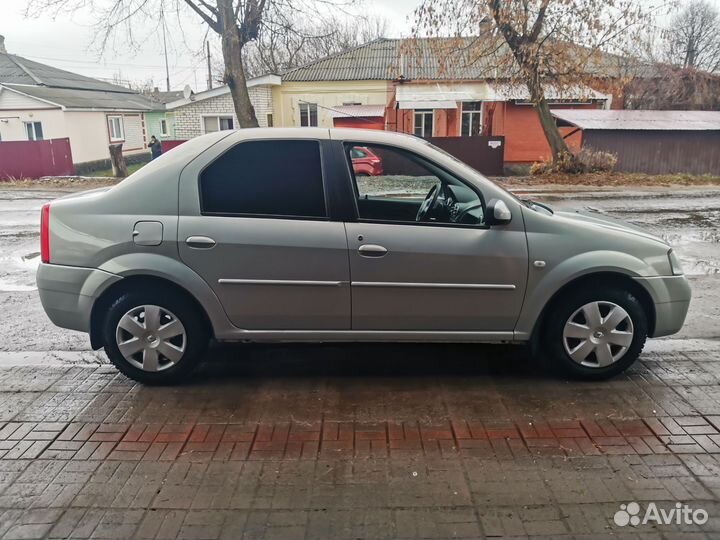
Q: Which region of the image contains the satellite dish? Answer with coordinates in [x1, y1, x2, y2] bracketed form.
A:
[183, 85, 193, 100]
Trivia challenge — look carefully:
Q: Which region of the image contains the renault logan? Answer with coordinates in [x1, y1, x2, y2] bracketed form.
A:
[36, 128, 691, 384]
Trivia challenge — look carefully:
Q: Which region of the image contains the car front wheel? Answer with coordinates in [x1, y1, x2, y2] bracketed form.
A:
[544, 286, 648, 380]
[102, 290, 208, 384]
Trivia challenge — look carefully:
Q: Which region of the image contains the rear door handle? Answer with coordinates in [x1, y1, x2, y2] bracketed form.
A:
[185, 236, 216, 249]
[358, 244, 388, 257]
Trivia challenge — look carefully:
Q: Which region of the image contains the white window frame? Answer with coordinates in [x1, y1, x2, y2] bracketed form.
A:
[201, 114, 234, 134]
[159, 117, 169, 137]
[24, 121, 44, 141]
[299, 102, 318, 127]
[107, 115, 124, 142]
[460, 101, 483, 137]
[413, 109, 434, 138]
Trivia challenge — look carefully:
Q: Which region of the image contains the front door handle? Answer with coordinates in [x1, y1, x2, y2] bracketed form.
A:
[185, 235, 216, 249]
[358, 244, 388, 257]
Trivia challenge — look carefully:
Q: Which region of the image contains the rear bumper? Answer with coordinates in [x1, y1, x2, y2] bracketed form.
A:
[634, 275, 692, 338]
[36, 263, 121, 333]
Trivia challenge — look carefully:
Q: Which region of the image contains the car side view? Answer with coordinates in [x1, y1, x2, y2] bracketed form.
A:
[36, 128, 691, 384]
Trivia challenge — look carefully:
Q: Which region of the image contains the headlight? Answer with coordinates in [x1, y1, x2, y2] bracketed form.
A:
[668, 249, 684, 276]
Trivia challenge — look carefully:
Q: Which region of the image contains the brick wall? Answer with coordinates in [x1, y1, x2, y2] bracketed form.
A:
[492, 102, 596, 163]
[174, 86, 273, 140]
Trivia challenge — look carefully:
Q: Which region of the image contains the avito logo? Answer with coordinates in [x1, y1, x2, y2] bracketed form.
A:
[614, 502, 708, 527]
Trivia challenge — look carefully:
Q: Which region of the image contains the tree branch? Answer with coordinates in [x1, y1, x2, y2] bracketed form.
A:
[183, 0, 220, 32]
[529, 0, 551, 42]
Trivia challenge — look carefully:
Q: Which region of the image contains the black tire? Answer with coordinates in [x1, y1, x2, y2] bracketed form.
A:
[102, 289, 209, 385]
[543, 286, 648, 380]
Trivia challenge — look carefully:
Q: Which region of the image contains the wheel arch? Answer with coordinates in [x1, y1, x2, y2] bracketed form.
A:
[89, 275, 213, 350]
[528, 271, 656, 354]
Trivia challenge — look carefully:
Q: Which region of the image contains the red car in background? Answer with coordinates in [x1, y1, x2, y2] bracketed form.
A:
[350, 146, 383, 176]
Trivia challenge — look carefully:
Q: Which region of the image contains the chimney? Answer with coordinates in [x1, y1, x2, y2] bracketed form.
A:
[0, 36, 6, 54]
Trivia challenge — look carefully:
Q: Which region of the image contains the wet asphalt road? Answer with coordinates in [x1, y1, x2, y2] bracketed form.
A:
[0, 185, 718, 356]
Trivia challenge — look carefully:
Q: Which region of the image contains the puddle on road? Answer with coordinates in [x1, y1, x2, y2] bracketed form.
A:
[0, 253, 39, 292]
[660, 231, 720, 276]
[532, 196, 720, 277]
[0, 234, 41, 293]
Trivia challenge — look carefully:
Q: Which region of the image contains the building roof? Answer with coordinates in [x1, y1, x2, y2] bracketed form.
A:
[2, 83, 158, 111]
[551, 110, 720, 131]
[146, 90, 185, 104]
[0, 52, 132, 93]
[165, 74, 281, 109]
[281, 37, 644, 83]
[326, 104, 385, 118]
[0, 48, 159, 111]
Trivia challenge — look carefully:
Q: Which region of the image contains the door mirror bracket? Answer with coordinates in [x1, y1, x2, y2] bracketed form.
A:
[486, 199, 512, 226]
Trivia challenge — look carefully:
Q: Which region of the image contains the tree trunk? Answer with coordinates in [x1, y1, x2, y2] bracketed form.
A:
[217, 0, 259, 128]
[533, 96, 571, 162]
[109, 144, 128, 177]
[526, 78, 571, 163]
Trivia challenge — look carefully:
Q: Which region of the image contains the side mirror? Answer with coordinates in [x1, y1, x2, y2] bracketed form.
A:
[486, 199, 512, 226]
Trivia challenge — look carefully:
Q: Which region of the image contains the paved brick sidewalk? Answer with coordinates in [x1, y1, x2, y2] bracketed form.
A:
[0, 342, 719, 539]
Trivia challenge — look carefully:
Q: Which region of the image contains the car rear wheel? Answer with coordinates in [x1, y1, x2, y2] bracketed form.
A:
[543, 286, 648, 380]
[102, 290, 208, 384]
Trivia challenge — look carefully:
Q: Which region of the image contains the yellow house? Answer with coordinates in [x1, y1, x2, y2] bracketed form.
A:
[272, 80, 391, 129]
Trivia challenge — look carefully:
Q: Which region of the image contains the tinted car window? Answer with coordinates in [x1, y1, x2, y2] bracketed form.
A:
[200, 140, 326, 218]
[345, 143, 485, 226]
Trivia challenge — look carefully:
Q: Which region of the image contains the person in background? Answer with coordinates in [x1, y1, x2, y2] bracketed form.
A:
[149, 135, 162, 160]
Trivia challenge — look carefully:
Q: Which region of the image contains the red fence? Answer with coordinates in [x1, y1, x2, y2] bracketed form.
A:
[0, 138, 75, 180]
[161, 140, 187, 153]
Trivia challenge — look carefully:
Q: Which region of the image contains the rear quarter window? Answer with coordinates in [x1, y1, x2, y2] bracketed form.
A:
[200, 139, 326, 218]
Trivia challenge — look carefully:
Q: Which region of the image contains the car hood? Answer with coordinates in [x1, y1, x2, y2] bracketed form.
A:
[554, 208, 668, 246]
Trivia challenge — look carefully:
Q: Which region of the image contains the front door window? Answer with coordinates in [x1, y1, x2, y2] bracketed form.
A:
[345, 143, 485, 226]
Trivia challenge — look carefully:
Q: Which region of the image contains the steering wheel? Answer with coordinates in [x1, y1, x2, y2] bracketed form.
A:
[416, 182, 441, 222]
[455, 202, 485, 224]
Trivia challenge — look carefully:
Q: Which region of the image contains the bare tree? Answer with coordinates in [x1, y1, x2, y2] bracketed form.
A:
[242, 15, 389, 77]
[665, 0, 720, 73]
[27, 0, 349, 128]
[624, 65, 720, 110]
[413, 0, 647, 164]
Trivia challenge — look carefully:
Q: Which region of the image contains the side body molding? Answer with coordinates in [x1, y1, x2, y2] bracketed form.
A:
[97, 253, 237, 337]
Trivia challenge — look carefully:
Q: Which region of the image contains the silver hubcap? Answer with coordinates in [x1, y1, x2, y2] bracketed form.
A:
[562, 301, 634, 368]
[115, 305, 186, 372]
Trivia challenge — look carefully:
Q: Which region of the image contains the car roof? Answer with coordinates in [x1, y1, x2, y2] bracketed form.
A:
[229, 127, 425, 149]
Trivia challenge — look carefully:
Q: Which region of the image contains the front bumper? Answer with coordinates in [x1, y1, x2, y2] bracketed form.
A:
[634, 275, 692, 338]
[36, 263, 121, 333]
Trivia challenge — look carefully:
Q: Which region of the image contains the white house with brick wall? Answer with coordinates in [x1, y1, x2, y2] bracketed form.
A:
[167, 74, 280, 139]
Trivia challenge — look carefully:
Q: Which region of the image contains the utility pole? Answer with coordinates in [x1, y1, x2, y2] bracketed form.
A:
[161, 10, 170, 91]
[206, 41, 213, 90]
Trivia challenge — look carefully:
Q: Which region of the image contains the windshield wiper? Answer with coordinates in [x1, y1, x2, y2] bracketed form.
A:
[522, 199, 554, 214]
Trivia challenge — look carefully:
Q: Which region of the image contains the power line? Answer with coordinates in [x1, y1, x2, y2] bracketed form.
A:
[15, 52, 198, 70]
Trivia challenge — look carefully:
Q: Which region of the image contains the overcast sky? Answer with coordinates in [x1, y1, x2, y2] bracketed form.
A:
[2, 0, 718, 92]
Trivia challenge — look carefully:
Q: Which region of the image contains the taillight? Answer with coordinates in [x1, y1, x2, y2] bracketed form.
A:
[40, 203, 50, 263]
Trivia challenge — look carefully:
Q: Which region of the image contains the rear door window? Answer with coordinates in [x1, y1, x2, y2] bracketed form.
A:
[200, 140, 326, 218]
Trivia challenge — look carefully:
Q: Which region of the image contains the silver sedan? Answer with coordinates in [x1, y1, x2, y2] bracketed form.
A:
[36, 128, 691, 384]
